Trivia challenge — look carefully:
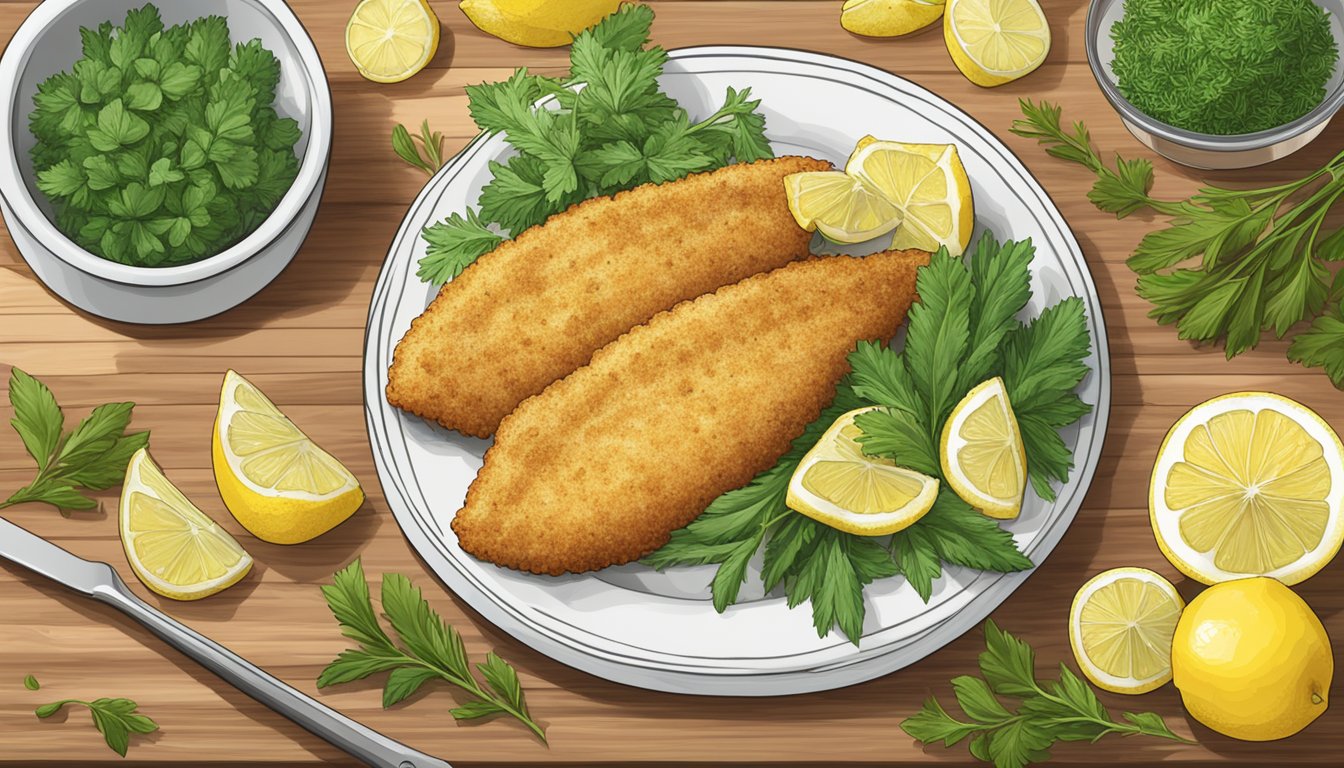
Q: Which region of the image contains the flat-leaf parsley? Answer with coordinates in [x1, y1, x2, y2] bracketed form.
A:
[29, 3, 302, 267]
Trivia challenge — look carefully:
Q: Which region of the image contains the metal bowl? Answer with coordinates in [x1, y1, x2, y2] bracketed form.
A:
[1086, 0, 1344, 169]
[0, 0, 332, 324]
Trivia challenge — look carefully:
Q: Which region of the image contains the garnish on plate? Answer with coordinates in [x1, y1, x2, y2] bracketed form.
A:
[29, 4, 302, 267]
[647, 235, 1093, 643]
[417, 4, 773, 285]
[318, 560, 546, 742]
[1, 368, 149, 514]
[902, 620, 1190, 767]
[35, 696, 159, 757]
[1110, 0, 1337, 135]
[392, 120, 446, 177]
[1011, 98, 1344, 387]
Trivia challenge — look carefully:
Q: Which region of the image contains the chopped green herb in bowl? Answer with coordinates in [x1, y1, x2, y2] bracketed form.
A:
[28, 4, 303, 267]
[1110, 0, 1338, 136]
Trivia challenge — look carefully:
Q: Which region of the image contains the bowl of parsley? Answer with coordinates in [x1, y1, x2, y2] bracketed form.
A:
[0, 0, 332, 323]
[1086, 0, 1344, 169]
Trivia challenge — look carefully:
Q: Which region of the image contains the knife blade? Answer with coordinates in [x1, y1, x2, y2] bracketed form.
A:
[0, 516, 452, 768]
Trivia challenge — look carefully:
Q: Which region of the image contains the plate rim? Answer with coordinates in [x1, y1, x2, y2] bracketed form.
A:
[362, 45, 1112, 696]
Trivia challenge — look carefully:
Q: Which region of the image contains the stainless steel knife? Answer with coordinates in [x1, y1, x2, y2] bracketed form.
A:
[0, 516, 452, 768]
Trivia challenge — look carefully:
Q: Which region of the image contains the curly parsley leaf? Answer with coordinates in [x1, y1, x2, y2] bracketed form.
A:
[416, 4, 774, 285]
[318, 560, 545, 741]
[903, 621, 1191, 767]
[36, 697, 159, 757]
[2, 368, 149, 514]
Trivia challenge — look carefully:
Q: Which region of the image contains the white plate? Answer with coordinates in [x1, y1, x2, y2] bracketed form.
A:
[363, 47, 1111, 696]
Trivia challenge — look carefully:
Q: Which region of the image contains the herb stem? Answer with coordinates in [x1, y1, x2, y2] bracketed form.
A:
[406, 656, 547, 741]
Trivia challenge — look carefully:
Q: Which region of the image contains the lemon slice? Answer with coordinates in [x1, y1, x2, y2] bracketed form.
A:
[212, 370, 364, 545]
[787, 406, 939, 535]
[346, 0, 440, 83]
[119, 448, 252, 601]
[940, 377, 1026, 518]
[784, 171, 902, 244]
[1069, 567, 1184, 695]
[841, 0, 945, 38]
[944, 0, 1050, 87]
[845, 137, 974, 257]
[460, 0, 622, 48]
[1150, 391, 1344, 586]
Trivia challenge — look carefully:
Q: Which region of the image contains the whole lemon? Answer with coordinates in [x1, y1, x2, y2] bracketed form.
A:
[1171, 577, 1331, 741]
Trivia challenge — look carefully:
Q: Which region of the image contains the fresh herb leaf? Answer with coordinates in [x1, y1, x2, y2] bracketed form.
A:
[650, 236, 1086, 642]
[29, 5, 302, 267]
[416, 4, 774, 285]
[902, 620, 1191, 767]
[1014, 98, 1344, 387]
[1, 368, 150, 514]
[318, 560, 545, 742]
[392, 120, 445, 177]
[35, 697, 159, 757]
[24, 675, 40, 691]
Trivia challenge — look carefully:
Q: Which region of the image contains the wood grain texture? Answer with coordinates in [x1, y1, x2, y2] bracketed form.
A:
[1, 0, 1342, 764]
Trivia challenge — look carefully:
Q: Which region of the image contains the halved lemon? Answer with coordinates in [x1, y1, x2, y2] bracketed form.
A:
[786, 406, 939, 535]
[941, 377, 1026, 519]
[944, 0, 1050, 87]
[119, 448, 253, 601]
[784, 171, 903, 244]
[1069, 567, 1184, 695]
[460, 0, 622, 48]
[840, 0, 945, 38]
[1150, 392, 1344, 586]
[212, 370, 364, 545]
[346, 0, 440, 83]
[845, 137, 973, 257]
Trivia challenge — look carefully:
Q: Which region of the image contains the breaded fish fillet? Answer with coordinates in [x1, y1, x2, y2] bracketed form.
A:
[386, 155, 832, 438]
[453, 249, 930, 575]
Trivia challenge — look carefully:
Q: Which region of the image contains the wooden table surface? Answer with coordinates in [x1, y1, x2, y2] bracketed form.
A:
[3, 0, 1343, 765]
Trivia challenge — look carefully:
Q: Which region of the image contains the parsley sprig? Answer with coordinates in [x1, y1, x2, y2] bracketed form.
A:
[317, 560, 545, 742]
[392, 120, 445, 177]
[902, 621, 1191, 768]
[1011, 98, 1344, 386]
[647, 236, 1093, 643]
[1, 368, 149, 514]
[35, 697, 159, 757]
[417, 4, 773, 285]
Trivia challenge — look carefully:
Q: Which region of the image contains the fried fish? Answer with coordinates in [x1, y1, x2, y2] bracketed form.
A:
[452, 249, 929, 575]
[386, 155, 832, 438]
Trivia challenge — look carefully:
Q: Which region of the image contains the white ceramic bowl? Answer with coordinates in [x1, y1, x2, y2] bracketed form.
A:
[0, 0, 332, 323]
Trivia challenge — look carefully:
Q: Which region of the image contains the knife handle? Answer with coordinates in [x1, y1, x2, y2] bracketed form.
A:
[89, 574, 452, 768]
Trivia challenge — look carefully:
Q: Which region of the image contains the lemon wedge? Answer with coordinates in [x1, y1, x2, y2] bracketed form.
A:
[460, 0, 622, 48]
[940, 377, 1026, 519]
[1069, 567, 1184, 695]
[119, 448, 253, 601]
[346, 0, 440, 83]
[944, 0, 1050, 87]
[846, 137, 974, 257]
[212, 370, 364, 545]
[1150, 391, 1344, 586]
[841, 0, 945, 38]
[787, 406, 939, 535]
[784, 171, 902, 244]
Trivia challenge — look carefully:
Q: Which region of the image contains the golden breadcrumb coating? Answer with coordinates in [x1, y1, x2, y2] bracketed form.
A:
[453, 249, 930, 575]
[386, 156, 832, 438]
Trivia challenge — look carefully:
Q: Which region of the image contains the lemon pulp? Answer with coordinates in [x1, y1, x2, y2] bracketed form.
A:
[1069, 567, 1183, 694]
[940, 377, 1025, 518]
[1150, 392, 1344, 586]
[784, 171, 902, 244]
[846, 138, 973, 256]
[346, 0, 440, 83]
[120, 448, 252, 601]
[787, 407, 939, 535]
[944, 0, 1050, 87]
